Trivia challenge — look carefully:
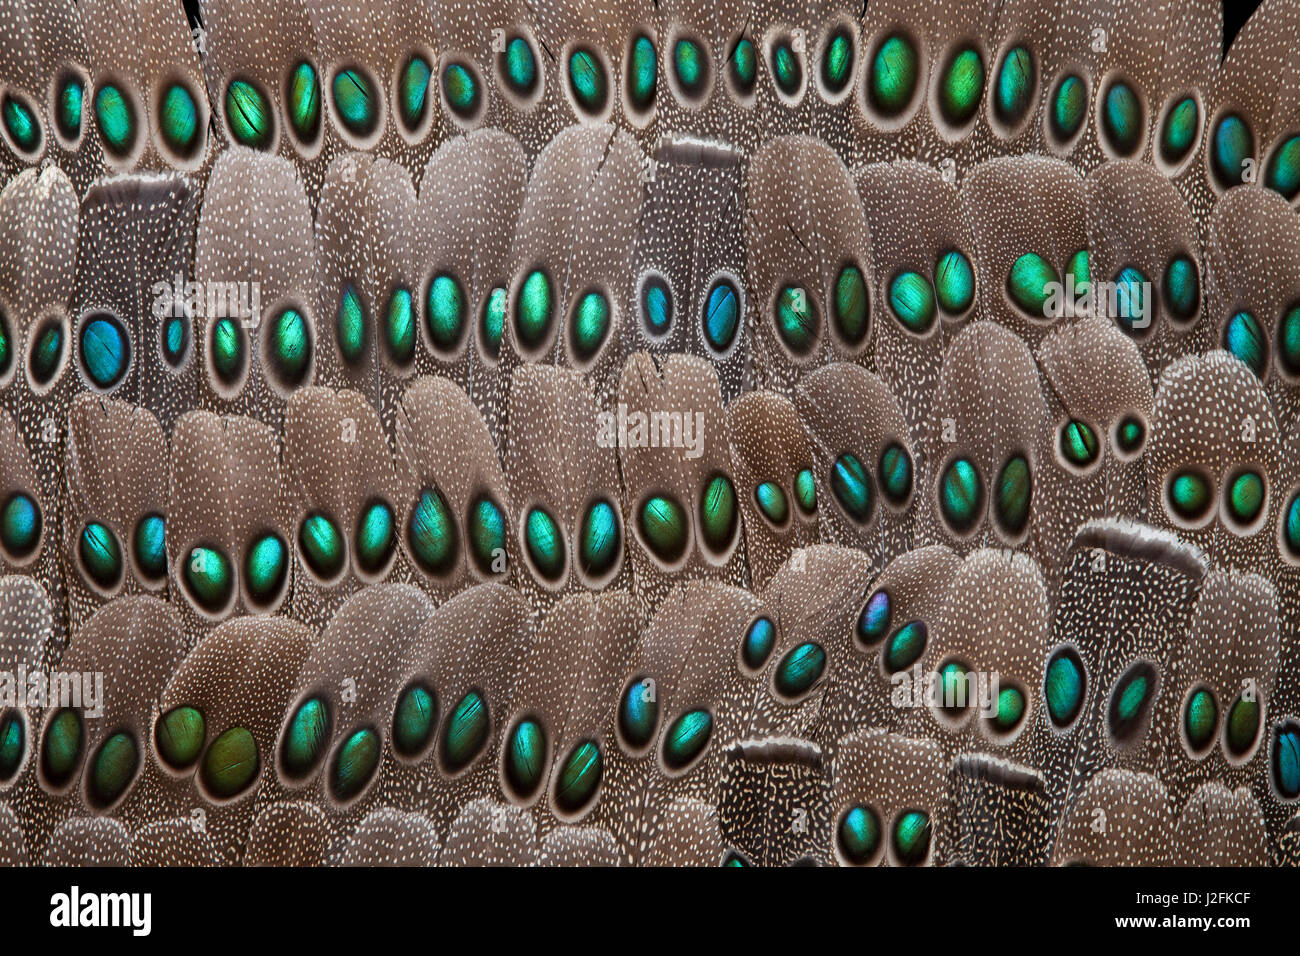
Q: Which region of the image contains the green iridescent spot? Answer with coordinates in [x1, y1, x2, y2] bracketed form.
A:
[1116, 416, 1145, 456]
[201, 726, 259, 798]
[0, 311, 10, 378]
[56, 75, 84, 141]
[567, 48, 608, 114]
[224, 79, 271, 149]
[1045, 649, 1085, 727]
[833, 265, 869, 344]
[525, 506, 564, 579]
[1285, 492, 1300, 558]
[992, 687, 1026, 732]
[1211, 114, 1254, 188]
[481, 286, 506, 357]
[210, 317, 244, 385]
[354, 500, 395, 575]
[885, 620, 927, 673]
[703, 280, 740, 351]
[627, 35, 657, 112]
[1226, 695, 1259, 756]
[838, 805, 881, 864]
[1168, 470, 1211, 522]
[502, 37, 538, 96]
[869, 34, 917, 115]
[409, 488, 457, 576]
[441, 62, 479, 119]
[641, 276, 672, 334]
[282, 697, 330, 778]
[286, 61, 321, 141]
[79, 522, 122, 590]
[1067, 249, 1090, 289]
[183, 545, 233, 612]
[161, 316, 188, 367]
[505, 718, 546, 796]
[793, 468, 817, 514]
[133, 514, 166, 581]
[639, 495, 688, 563]
[1227, 471, 1265, 525]
[674, 38, 705, 97]
[80, 734, 132, 813]
[331, 727, 380, 800]
[1224, 310, 1266, 377]
[155, 706, 205, 769]
[994, 46, 1034, 126]
[857, 590, 890, 644]
[1050, 74, 1086, 140]
[79, 314, 129, 390]
[663, 710, 712, 769]
[515, 270, 553, 350]
[775, 285, 819, 354]
[1184, 688, 1217, 751]
[730, 38, 757, 94]
[1060, 420, 1100, 467]
[996, 456, 1031, 534]
[1113, 265, 1150, 332]
[935, 250, 975, 315]
[1163, 256, 1199, 323]
[95, 83, 136, 155]
[1266, 135, 1300, 200]
[821, 29, 853, 95]
[467, 497, 506, 576]
[426, 273, 466, 352]
[1102, 80, 1142, 155]
[830, 453, 873, 522]
[771, 38, 802, 97]
[383, 287, 415, 365]
[571, 290, 611, 360]
[337, 284, 367, 363]
[1109, 664, 1154, 739]
[555, 740, 602, 811]
[937, 661, 969, 713]
[1160, 96, 1199, 165]
[876, 443, 912, 505]
[267, 308, 310, 385]
[299, 513, 345, 579]
[1278, 305, 1300, 376]
[775, 643, 826, 697]
[1, 93, 39, 153]
[1273, 724, 1300, 798]
[392, 684, 436, 757]
[939, 47, 984, 126]
[0, 711, 23, 780]
[889, 271, 936, 333]
[754, 481, 789, 525]
[399, 54, 432, 129]
[579, 500, 619, 577]
[893, 810, 931, 864]
[700, 474, 738, 551]
[743, 617, 775, 670]
[30, 319, 64, 385]
[243, 532, 287, 605]
[332, 68, 378, 136]
[619, 678, 658, 748]
[1, 492, 40, 560]
[158, 83, 199, 154]
[42, 709, 83, 786]
[1007, 252, 1061, 318]
[940, 458, 982, 532]
[442, 690, 489, 772]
